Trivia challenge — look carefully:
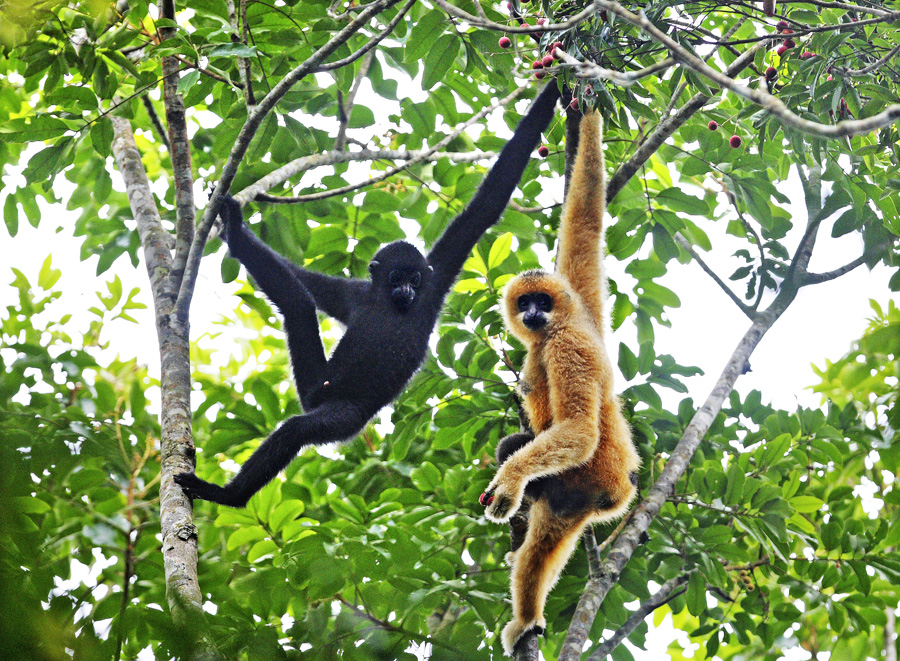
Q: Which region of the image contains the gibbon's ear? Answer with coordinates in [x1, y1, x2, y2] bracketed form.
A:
[368, 260, 381, 276]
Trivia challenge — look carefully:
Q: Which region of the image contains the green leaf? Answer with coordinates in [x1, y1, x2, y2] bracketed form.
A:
[227, 526, 267, 551]
[686, 571, 706, 616]
[422, 34, 459, 91]
[487, 232, 513, 270]
[405, 10, 446, 62]
[789, 495, 825, 513]
[4, 193, 19, 237]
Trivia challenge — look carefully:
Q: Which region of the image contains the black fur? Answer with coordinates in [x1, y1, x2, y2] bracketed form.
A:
[174, 83, 561, 507]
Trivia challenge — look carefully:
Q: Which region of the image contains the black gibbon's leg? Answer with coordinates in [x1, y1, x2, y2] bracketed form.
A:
[495, 431, 535, 465]
[175, 400, 369, 507]
[482, 431, 536, 508]
[218, 197, 329, 403]
[281, 304, 328, 409]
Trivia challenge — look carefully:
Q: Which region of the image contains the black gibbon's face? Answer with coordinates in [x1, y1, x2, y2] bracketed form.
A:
[517, 292, 553, 331]
[388, 268, 422, 313]
[368, 241, 429, 314]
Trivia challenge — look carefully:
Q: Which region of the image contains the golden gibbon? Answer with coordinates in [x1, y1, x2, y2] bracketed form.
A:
[480, 110, 641, 655]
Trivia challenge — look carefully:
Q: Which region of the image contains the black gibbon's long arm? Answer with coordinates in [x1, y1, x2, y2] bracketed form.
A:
[174, 82, 561, 508]
[427, 82, 561, 296]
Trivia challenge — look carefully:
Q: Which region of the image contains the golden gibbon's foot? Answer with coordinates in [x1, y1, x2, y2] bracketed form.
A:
[502, 617, 546, 656]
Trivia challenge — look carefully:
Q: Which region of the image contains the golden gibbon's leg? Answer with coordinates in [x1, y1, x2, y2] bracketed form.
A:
[501, 499, 591, 655]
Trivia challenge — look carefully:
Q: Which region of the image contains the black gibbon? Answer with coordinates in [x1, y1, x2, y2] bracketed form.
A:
[479, 111, 641, 655]
[174, 82, 561, 508]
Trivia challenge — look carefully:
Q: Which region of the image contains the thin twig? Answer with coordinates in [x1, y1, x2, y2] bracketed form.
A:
[335, 50, 374, 150]
[675, 234, 755, 318]
[833, 44, 900, 76]
[233, 148, 497, 204]
[585, 574, 692, 660]
[432, 0, 601, 34]
[140, 95, 171, 152]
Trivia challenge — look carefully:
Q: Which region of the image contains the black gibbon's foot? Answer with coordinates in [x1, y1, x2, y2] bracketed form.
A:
[174, 472, 248, 508]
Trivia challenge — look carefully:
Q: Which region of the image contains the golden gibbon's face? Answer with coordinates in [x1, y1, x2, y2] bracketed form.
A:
[503, 271, 571, 340]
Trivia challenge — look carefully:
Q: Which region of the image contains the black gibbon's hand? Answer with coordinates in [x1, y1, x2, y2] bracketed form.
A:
[216, 194, 244, 243]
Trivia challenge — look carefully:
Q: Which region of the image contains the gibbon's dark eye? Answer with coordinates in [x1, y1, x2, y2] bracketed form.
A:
[535, 293, 553, 312]
[388, 270, 403, 286]
[517, 295, 531, 312]
[409, 271, 421, 288]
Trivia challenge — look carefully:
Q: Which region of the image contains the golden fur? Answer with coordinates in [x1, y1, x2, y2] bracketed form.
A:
[484, 112, 641, 655]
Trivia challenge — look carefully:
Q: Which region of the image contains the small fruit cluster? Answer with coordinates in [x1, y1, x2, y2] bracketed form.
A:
[707, 120, 742, 148]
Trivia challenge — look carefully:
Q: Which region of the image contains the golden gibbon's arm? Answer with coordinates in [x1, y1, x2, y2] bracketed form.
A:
[555, 111, 606, 330]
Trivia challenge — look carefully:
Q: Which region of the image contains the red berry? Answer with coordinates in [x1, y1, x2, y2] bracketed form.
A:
[765, 66, 777, 79]
[538, 145, 549, 157]
[569, 97, 578, 110]
[776, 20, 788, 29]
[535, 71, 546, 79]
[499, 36, 512, 49]
[708, 120, 718, 131]
[826, 74, 833, 81]
[800, 51, 815, 59]
[541, 54, 554, 67]
[550, 41, 564, 57]
[784, 38, 796, 48]
[730, 135, 742, 148]
[537, 17, 546, 25]
[782, 28, 793, 34]
[506, 1, 512, 9]
[776, 45, 788, 56]
[532, 60, 543, 70]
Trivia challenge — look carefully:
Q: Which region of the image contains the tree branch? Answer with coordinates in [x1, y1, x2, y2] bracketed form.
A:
[173, 0, 404, 323]
[161, 50, 195, 294]
[558, 309, 783, 660]
[675, 233, 756, 318]
[232, 148, 498, 205]
[432, 0, 600, 34]
[585, 574, 691, 661]
[110, 116, 203, 629]
[833, 44, 900, 77]
[802, 253, 867, 285]
[335, 49, 374, 151]
[227, 0, 255, 107]
[592, 0, 900, 139]
[245, 85, 529, 204]
[315, 0, 416, 73]
[140, 94, 171, 152]
[558, 51, 676, 87]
